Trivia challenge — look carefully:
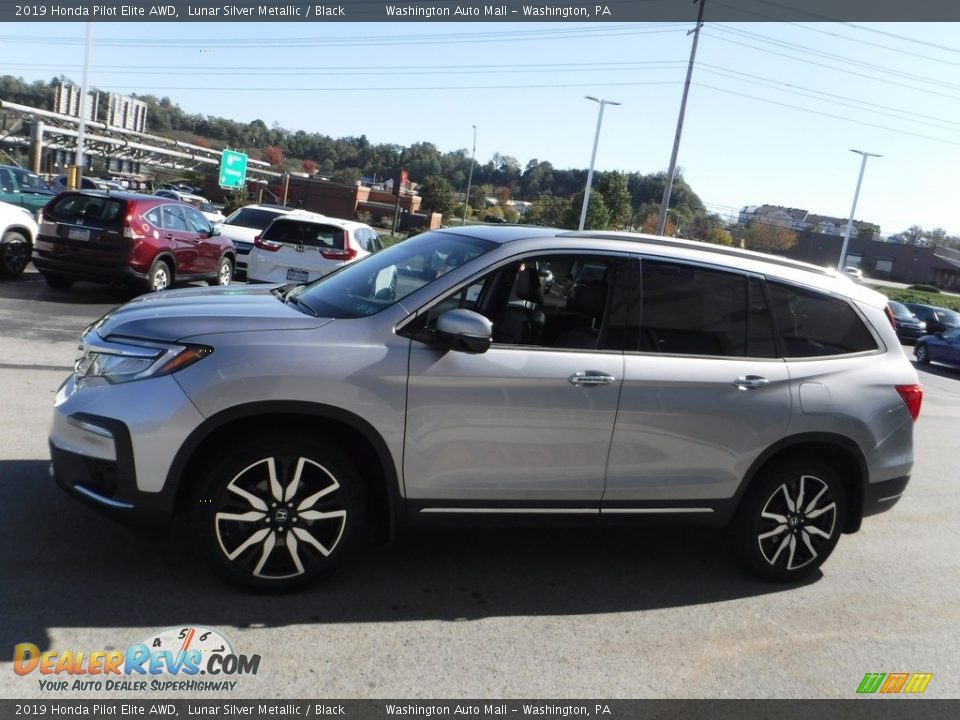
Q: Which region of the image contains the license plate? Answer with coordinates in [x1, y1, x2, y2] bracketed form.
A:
[68, 227, 90, 241]
[286, 268, 309, 283]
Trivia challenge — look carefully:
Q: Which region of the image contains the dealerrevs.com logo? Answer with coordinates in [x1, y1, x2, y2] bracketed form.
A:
[856, 672, 934, 695]
[14, 626, 261, 692]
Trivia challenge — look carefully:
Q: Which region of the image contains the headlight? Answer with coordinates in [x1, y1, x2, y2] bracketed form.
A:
[75, 335, 212, 385]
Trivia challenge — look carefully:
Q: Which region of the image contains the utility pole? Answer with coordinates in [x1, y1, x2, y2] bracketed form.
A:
[71, 21, 94, 190]
[656, 0, 706, 236]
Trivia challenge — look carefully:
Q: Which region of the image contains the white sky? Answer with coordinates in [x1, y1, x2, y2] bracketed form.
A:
[2, 20, 959, 236]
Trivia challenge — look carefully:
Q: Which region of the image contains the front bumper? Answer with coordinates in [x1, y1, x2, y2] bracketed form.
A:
[49, 374, 206, 527]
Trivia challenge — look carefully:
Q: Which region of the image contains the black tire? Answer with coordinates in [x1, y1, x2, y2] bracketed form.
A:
[915, 344, 930, 365]
[209, 256, 233, 286]
[42, 273, 74, 290]
[731, 460, 846, 582]
[147, 258, 173, 292]
[0, 230, 31, 279]
[190, 435, 363, 592]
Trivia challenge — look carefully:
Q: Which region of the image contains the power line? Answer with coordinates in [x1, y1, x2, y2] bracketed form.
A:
[694, 81, 960, 147]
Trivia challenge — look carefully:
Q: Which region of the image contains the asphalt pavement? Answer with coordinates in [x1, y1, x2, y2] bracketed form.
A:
[1, 268, 958, 700]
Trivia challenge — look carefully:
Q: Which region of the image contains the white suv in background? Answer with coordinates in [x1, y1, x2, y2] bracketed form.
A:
[217, 203, 303, 276]
[247, 212, 386, 286]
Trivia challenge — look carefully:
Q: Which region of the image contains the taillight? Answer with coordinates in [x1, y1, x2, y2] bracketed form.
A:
[122, 214, 145, 240]
[320, 246, 358, 261]
[254, 234, 281, 252]
[883, 304, 896, 329]
[896, 384, 923, 421]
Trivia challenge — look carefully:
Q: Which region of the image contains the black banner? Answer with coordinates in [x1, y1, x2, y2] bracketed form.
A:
[5, 0, 960, 23]
[2, 700, 959, 720]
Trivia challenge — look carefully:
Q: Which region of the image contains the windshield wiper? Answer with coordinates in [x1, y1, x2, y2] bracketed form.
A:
[283, 289, 319, 317]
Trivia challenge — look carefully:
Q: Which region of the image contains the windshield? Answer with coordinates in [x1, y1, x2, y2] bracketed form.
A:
[225, 207, 285, 229]
[13, 169, 51, 192]
[938, 309, 960, 325]
[889, 301, 913, 319]
[291, 231, 496, 319]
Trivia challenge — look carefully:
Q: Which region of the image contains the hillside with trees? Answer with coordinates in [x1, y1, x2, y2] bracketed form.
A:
[4, 75, 723, 234]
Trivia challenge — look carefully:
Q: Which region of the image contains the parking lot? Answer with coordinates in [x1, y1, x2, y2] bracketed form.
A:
[1, 267, 959, 699]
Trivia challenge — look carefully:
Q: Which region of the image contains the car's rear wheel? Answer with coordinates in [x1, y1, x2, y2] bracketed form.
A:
[191, 435, 363, 591]
[731, 460, 845, 582]
[915, 344, 930, 365]
[147, 259, 172, 292]
[42, 273, 74, 290]
[0, 231, 30, 279]
[210, 256, 233, 286]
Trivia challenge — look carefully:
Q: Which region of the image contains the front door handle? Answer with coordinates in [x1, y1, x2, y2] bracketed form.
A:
[568, 370, 616, 387]
[733, 375, 770, 391]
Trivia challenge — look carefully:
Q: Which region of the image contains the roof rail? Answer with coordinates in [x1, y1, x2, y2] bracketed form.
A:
[561, 231, 833, 277]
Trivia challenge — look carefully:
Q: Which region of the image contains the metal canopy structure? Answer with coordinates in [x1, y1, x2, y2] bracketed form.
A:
[0, 98, 281, 181]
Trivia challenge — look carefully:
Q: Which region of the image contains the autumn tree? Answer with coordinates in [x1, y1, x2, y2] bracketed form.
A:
[263, 145, 284, 168]
[744, 220, 798, 253]
[302, 159, 318, 175]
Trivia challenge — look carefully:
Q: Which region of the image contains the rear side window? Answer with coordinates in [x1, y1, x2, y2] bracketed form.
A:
[47, 194, 126, 227]
[636, 260, 765, 357]
[767, 282, 877, 357]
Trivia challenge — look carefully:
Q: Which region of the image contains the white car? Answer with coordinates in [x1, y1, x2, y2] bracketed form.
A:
[154, 190, 226, 226]
[0, 199, 39, 278]
[217, 203, 306, 275]
[247, 212, 393, 292]
[842, 266, 864, 283]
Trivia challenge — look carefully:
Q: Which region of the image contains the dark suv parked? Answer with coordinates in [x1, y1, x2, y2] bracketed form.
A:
[902, 302, 960, 336]
[33, 191, 235, 292]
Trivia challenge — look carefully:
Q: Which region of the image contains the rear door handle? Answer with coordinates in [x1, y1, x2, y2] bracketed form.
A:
[733, 375, 770, 391]
[568, 370, 616, 386]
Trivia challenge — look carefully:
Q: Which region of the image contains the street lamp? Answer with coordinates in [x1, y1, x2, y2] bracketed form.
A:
[462, 124, 477, 225]
[838, 149, 882, 270]
[579, 96, 621, 231]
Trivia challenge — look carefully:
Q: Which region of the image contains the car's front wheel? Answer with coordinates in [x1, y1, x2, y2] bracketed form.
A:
[915, 344, 930, 365]
[191, 435, 362, 591]
[731, 460, 845, 582]
[0, 230, 31, 278]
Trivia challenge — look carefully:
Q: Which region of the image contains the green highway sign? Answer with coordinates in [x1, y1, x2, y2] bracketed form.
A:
[219, 150, 248, 189]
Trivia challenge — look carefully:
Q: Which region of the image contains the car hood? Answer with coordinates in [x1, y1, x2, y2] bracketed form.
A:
[91, 285, 333, 343]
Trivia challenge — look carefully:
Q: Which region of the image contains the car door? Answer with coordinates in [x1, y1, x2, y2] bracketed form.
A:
[159, 203, 201, 275]
[603, 258, 791, 511]
[182, 205, 220, 274]
[402, 251, 629, 508]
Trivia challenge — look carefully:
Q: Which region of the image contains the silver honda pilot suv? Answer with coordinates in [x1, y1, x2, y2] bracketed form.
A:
[50, 226, 922, 590]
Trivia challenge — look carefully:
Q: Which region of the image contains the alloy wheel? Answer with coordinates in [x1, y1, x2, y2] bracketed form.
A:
[1, 234, 29, 277]
[756, 474, 837, 572]
[214, 455, 347, 581]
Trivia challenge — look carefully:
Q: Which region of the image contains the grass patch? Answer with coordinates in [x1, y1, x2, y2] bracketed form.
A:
[870, 285, 960, 312]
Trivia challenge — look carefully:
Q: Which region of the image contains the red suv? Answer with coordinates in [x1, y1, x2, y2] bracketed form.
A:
[33, 191, 235, 292]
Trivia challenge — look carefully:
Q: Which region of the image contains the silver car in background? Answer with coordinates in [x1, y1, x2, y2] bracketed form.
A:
[48, 226, 922, 590]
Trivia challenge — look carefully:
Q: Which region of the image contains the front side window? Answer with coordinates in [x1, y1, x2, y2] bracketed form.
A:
[409, 253, 625, 351]
[767, 282, 878, 357]
[183, 206, 212, 235]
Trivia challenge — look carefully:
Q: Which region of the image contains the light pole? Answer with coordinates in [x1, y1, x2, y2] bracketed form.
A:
[462, 124, 477, 225]
[838, 149, 882, 270]
[579, 96, 621, 231]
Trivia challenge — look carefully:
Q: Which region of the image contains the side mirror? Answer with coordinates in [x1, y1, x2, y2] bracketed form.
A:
[209, 224, 221, 236]
[434, 309, 492, 354]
